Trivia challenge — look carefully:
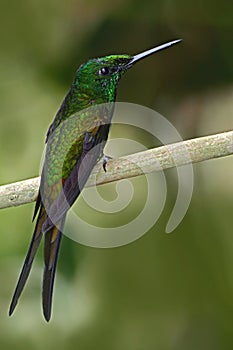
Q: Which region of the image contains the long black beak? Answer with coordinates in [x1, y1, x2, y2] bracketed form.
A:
[128, 39, 182, 66]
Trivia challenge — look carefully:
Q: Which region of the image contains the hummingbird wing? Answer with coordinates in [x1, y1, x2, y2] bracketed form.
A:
[42, 124, 110, 233]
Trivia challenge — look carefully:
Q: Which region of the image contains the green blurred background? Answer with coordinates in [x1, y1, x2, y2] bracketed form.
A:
[0, 0, 233, 349]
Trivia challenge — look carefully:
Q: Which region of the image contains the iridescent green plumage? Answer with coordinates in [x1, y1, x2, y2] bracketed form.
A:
[9, 39, 181, 321]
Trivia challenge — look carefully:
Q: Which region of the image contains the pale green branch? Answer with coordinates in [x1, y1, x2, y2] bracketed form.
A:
[0, 130, 233, 209]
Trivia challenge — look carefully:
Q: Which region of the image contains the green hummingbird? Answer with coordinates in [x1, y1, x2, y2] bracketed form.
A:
[9, 39, 181, 321]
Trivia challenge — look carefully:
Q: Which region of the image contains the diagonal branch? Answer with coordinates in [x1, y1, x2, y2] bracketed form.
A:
[0, 130, 233, 210]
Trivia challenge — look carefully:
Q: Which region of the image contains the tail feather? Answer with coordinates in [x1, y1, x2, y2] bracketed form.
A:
[9, 206, 46, 316]
[42, 217, 65, 322]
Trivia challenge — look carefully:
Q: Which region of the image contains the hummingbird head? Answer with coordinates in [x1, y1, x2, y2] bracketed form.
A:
[75, 54, 132, 102]
[75, 39, 182, 103]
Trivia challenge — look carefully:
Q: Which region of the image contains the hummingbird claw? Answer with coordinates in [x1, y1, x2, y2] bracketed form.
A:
[102, 155, 112, 172]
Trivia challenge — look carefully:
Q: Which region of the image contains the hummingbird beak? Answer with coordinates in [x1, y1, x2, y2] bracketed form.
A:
[127, 39, 182, 67]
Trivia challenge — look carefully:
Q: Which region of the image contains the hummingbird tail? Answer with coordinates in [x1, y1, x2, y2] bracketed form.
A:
[9, 206, 47, 316]
[42, 216, 66, 322]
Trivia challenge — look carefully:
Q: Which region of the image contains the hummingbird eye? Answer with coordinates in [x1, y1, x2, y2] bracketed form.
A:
[99, 67, 110, 76]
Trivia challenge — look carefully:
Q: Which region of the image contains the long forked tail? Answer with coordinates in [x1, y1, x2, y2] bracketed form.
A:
[9, 206, 47, 316]
[42, 216, 66, 322]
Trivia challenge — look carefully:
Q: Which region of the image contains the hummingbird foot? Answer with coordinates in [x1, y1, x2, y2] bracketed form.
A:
[102, 155, 112, 172]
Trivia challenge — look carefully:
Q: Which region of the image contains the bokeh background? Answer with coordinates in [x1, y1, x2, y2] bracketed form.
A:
[0, 0, 233, 349]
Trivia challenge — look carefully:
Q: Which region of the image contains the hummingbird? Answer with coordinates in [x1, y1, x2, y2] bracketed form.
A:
[9, 39, 181, 321]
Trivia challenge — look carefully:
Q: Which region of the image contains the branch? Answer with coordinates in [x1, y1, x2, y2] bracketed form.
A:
[1, 130, 233, 209]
